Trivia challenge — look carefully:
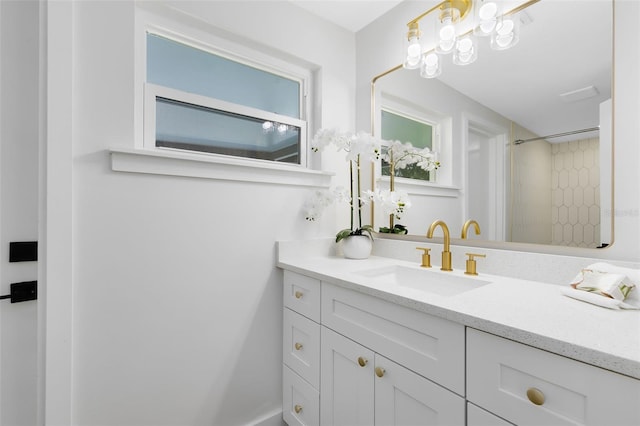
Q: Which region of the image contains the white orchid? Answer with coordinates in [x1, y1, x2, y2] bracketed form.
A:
[383, 140, 440, 172]
[304, 186, 350, 221]
[306, 129, 382, 242]
[362, 188, 412, 220]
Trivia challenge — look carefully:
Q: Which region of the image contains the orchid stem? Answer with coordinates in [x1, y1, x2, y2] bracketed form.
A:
[349, 160, 354, 231]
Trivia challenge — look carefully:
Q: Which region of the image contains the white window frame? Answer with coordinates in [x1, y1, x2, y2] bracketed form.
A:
[375, 99, 449, 194]
[144, 83, 307, 165]
[117, 6, 330, 187]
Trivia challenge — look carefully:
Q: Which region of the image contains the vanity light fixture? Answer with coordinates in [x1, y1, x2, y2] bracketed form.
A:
[403, 0, 539, 78]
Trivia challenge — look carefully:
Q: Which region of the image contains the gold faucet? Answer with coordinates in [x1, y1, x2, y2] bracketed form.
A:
[427, 220, 452, 271]
[461, 219, 481, 239]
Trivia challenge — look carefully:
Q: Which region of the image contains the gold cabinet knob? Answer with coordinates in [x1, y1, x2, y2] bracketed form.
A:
[294, 404, 303, 414]
[375, 367, 385, 378]
[294, 291, 303, 299]
[294, 342, 303, 350]
[357, 356, 368, 367]
[526, 387, 545, 406]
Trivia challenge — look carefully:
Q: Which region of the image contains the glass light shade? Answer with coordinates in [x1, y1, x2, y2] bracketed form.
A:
[491, 14, 520, 50]
[403, 25, 423, 69]
[453, 36, 478, 65]
[420, 52, 442, 78]
[473, 0, 499, 37]
[435, 7, 460, 54]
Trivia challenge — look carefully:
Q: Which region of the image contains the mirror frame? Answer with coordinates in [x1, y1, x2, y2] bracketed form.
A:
[369, 0, 615, 257]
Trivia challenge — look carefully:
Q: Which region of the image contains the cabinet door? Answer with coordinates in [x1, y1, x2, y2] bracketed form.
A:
[374, 354, 465, 426]
[321, 327, 374, 426]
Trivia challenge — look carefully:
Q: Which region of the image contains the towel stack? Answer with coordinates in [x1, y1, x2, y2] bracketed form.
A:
[561, 262, 640, 310]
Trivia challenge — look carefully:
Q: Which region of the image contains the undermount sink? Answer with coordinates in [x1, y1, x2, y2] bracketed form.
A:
[353, 265, 491, 297]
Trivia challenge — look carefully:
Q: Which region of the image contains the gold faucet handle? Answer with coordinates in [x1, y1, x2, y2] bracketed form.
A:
[416, 247, 432, 268]
[465, 253, 486, 276]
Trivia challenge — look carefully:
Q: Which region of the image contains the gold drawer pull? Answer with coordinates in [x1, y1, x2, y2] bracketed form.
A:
[375, 367, 385, 378]
[294, 291, 304, 299]
[526, 387, 545, 406]
[294, 342, 303, 351]
[294, 404, 303, 414]
[357, 356, 368, 367]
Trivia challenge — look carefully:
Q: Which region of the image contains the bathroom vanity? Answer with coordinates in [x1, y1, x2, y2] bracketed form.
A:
[278, 239, 640, 426]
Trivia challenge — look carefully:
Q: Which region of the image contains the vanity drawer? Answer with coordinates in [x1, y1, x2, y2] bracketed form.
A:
[467, 328, 640, 426]
[321, 283, 465, 395]
[283, 308, 320, 389]
[283, 365, 319, 426]
[284, 270, 321, 322]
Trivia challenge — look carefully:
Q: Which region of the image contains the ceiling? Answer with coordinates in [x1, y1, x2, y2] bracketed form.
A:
[288, 0, 403, 32]
[288, 0, 612, 144]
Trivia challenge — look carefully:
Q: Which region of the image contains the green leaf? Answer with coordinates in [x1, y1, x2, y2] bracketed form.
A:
[335, 228, 354, 243]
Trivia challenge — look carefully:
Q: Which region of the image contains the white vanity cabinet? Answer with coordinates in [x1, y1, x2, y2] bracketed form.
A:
[467, 328, 640, 426]
[282, 267, 640, 426]
[283, 270, 466, 426]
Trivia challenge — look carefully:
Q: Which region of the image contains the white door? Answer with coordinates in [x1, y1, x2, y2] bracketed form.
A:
[374, 354, 465, 426]
[320, 327, 374, 426]
[0, 1, 41, 424]
[467, 126, 507, 241]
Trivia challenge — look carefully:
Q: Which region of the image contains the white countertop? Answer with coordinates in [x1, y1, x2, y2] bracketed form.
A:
[277, 243, 640, 380]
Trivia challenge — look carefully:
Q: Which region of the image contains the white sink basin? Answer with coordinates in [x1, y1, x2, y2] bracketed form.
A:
[353, 265, 491, 297]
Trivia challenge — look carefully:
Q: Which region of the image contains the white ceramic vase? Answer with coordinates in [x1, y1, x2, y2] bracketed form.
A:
[341, 235, 373, 259]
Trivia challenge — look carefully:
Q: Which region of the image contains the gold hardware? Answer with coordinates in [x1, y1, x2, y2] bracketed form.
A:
[294, 342, 303, 351]
[526, 387, 545, 406]
[294, 404, 303, 414]
[294, 291, 303, 299]
[461, 219, 481, 239]
[358, 357, 368, 367]
[375, 367, 385, 378]
[416, 247, 432, 268]
[464, 253, 486, 275]
[427, 220, 452, 271]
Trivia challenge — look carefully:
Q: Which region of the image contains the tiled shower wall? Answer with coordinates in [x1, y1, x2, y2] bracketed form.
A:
[551, 138, 600, 247]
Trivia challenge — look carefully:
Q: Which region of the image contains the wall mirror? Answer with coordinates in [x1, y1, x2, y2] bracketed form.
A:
[371, 0, 613, 252]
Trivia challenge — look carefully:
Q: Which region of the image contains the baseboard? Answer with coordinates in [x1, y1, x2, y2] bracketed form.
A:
[249, 407, 284, 426]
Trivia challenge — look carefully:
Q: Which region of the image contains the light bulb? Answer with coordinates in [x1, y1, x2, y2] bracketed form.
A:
[262, 121, 273, 131]
[474, 0, 499, 37]
[478, 2, 498, 20]
[454, 36, 477, 65]
[277, 124, 288, 133]
[420, 53, 441, 79]
[491, 15, 519, 50]
[407, 37, 421, 57]
[497, 19, 514, 35]
[435, 7, 459, 54]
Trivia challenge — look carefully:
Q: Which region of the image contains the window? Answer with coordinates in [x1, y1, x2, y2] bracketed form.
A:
[381, 109, 438, 181]
[145, 33, 307, 165]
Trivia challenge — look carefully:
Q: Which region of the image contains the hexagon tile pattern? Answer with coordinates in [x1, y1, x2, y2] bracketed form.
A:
[551, 138, 600, 248]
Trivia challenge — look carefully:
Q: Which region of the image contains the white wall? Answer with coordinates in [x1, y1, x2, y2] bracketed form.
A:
[43, 1, 355, 424]
[356, 0, 640, 262]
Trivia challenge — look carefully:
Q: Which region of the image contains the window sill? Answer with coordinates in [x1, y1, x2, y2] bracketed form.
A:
[378, 176, 460, 197]
[110, 148, 333, 187]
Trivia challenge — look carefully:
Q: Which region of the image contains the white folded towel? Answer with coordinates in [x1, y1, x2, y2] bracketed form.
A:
[562, 262, 640, 310]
